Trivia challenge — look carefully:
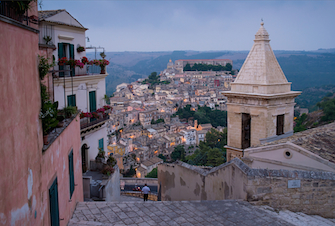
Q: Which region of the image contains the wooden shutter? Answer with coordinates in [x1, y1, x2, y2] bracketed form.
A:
[242, 113, 251, 149]
[277, 115, 284, 135]
[89, 91, 96, 112]
[69, 44, 75, 76]
[68, 150, 75, 198]
[58, 43, 64, 77]
[99, 138, 104, 152]
[49, 178, 60, 226]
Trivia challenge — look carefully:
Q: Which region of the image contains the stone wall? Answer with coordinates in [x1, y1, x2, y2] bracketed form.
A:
[245, 169, 335, 218]
[158, 158, 335, 218]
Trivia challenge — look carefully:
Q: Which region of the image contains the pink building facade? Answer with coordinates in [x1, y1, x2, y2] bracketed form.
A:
[0, 2, 83, 226]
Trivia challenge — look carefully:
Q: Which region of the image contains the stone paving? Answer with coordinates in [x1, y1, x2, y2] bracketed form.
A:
[68, 200, 295, 226]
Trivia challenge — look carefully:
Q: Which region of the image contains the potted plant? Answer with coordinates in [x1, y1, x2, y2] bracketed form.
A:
[40, 101, 59, 144]
[63, 106, 77, 118]
[95, 148, 105, 163]
[43, 36, 52, 45]
[77, 46, 85, 53]
[100, 51, 106, 59]
[99, 59, 109, 74]
[38, 55, 54, 80]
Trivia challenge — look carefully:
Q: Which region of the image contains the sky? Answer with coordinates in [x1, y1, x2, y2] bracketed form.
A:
[40, 0, 335, 52]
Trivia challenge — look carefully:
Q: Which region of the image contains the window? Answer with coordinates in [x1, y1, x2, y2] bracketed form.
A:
[89, 91, 96, 112]
[68, 150, 74, 198]
[242, 113, 251, 149]
[67, 94, 76, 107]
[99, 138, 104, 152]
[277, 114, 284, 135]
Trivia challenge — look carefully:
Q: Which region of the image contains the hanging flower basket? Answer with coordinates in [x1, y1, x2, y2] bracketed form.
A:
[77, 46, 85, 53]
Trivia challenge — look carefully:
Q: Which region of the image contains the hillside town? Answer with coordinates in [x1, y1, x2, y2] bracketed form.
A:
[107, 59, 236, 176]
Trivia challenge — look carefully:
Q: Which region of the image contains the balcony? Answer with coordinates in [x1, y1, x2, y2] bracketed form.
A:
[43, 112, 79, 152]
[80, 115, 109, 136]
[0, 1, 38, 31]
[38, 24, 55, 48]
[53, 65, 104, 78]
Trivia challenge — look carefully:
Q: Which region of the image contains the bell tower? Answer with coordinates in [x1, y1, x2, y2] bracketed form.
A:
[223, 22, 301, 161]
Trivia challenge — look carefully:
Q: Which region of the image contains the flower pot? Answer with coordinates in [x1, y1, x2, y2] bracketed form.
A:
[43, 134, 49, 145]
[100, 66, 106, 74]
[57, 121, 65, 128]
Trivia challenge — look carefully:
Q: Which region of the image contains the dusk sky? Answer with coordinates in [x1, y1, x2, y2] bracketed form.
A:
[41, 0, 335, 52]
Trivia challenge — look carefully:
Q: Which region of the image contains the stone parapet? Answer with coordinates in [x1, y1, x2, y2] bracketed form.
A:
[158, 158, 335, 218]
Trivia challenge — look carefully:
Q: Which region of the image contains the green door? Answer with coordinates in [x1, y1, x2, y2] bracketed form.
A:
[58, 43, 64, 77]
[68, 150, 75, 198]
[89, 91, 96, 112]
[49, 178, 60, 226]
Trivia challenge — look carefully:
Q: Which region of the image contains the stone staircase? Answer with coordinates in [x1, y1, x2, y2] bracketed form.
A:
[257, 206, 335, 226]
[68, 200, 335, 226]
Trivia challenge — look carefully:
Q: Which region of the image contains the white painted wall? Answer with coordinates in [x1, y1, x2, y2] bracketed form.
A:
[54, 75, 106, 110]
[84, 125, 108, 165]
[52, 26, 86, 62]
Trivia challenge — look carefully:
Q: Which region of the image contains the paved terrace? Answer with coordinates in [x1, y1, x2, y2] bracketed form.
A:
[68, 200, 295, 226]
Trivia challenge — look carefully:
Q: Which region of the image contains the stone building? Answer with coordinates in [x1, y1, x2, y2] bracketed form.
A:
[223, 22, 301, 161]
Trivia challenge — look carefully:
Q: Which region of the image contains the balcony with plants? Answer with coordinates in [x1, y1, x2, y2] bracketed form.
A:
[38, 24, 55, 48]
[0, 1, 39, 28]
[54, 52, 109, 78]
[39, 55, 79, 150]
[80, 106, 112, 131]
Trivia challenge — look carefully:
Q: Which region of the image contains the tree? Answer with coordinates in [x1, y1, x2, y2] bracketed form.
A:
[317, 97, 335, 122]
[171, 145, 185, 161]
[148, 72, 158, 81]
[145, 167, 157, 178]
[184, 63, 191, 71]
[158, 154, 166, 162]
[207, 148, 225, 166]
[225, 63, 232, 71]
[205, 128, 227, 149]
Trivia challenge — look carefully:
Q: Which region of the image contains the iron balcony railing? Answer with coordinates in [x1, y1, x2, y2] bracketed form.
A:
[53, 65, 102, 77]
[0, 1, 35, 25]
[80, 115, 109, 130]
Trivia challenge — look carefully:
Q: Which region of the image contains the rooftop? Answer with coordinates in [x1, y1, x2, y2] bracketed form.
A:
[256, 121, 335, 163]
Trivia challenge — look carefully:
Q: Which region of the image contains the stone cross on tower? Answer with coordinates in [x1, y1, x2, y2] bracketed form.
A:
[223, 22, 301, 162]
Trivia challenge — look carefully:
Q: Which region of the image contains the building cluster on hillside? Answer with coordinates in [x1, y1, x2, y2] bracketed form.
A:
[106, 59, 235, 176]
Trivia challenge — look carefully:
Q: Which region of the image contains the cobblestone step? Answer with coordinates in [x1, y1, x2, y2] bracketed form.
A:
[257, 206, 335, 226]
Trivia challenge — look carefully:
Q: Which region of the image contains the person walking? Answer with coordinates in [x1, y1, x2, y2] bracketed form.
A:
[142, 184, 150, 201]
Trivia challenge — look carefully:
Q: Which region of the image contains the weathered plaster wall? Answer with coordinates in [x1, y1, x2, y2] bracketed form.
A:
[158, 159, 335, 218]
[158, 162, 247, 201]
[40, 114, 83, 226]
[0, 12, 83, 226]
[0, 17, 42, 226]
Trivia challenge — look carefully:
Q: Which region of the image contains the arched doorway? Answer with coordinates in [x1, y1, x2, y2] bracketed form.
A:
[81, 144, 88, 173]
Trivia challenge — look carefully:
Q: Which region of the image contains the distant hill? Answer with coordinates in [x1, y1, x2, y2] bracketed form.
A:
[87, 49, 335, 96]
[295, 84, 335, 111]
